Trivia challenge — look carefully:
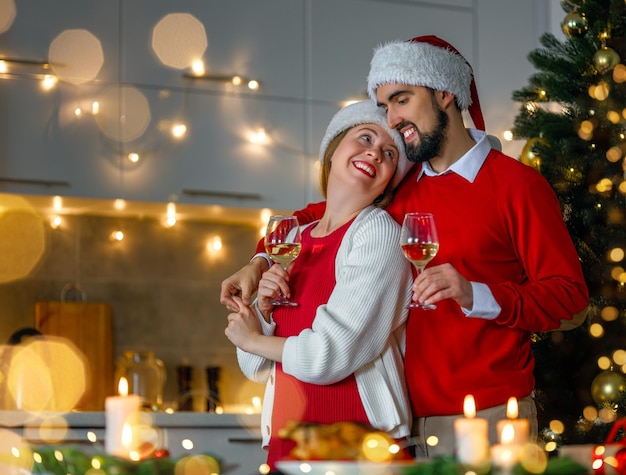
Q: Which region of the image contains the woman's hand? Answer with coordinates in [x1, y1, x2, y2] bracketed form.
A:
[225, 296, 263, 352]
[257, 263, 292, 315]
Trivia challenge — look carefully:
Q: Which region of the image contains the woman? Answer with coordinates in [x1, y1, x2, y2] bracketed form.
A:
[224, 100, 413, 469]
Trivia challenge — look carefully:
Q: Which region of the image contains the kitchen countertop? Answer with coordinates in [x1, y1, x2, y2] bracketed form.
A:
[0, 411, 262, 429]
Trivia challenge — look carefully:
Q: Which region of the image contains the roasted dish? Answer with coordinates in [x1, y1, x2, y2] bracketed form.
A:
[278, 421, 412, 462]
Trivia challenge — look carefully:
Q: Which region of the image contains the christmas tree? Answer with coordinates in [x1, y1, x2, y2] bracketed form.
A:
[511, 0, 626, 446]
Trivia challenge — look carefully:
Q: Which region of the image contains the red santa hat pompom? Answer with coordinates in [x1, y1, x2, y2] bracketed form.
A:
[367, 35, 486, 132]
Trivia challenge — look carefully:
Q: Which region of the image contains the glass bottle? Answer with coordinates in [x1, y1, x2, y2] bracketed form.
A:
[206, 366, 221, 412]
[115, 350, 166, 411]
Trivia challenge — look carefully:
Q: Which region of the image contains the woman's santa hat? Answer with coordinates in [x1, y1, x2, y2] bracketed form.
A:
[367, 35, 486, 132]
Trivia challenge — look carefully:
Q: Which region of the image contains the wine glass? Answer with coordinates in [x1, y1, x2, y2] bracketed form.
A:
[400, 212, 439, 310]
[264, 215, 302, 306]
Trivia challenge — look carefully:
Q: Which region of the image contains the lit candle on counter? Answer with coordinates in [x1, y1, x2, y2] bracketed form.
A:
[490, 422, 521, 473]
[496, 397, 530, 445]
[454, 394, 489, 466]
[105, 377, 141, 458]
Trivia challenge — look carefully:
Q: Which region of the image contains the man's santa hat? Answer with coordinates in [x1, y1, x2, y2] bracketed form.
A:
[367, 35, 486, 132]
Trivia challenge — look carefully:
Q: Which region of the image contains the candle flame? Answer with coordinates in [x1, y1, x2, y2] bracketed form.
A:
[118, 377, 129, 396]
[463, 394, 476, 418]
[506, 396, 519, 419]
[501, 422, 515, 444]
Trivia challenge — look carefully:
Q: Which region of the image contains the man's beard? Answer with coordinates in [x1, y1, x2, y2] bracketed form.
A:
[405, 107, 448, 163]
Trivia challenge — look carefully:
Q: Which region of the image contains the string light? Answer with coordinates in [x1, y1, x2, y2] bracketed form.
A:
[191, 60, 205, 76]
[50, 215, 62, 229]
[110, 230, 125, 241]
[41, 74, 57, 90]
[114, 199, 126, 211]
[165, 201, 177, 227]
[208, 235, 222, 252]
[171, 123, 187, 138]
[248, 128, 268, 144]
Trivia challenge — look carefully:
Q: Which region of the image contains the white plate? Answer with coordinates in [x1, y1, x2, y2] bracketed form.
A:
[276, 460, 418, 475]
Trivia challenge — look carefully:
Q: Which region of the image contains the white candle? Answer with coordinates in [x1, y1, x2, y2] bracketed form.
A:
[454, 394, 489, 466]
[491, 422, 522, 472]
[105, 377, 141, 458]
[496, 397, 530, 445]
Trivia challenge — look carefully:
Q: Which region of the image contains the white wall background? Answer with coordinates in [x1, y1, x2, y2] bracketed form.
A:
[0, 0, 564, 215]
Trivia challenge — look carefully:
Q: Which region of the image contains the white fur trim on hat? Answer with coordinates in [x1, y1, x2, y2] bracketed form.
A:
[367, 40, 473, 110]
[319, 101, 411, 188]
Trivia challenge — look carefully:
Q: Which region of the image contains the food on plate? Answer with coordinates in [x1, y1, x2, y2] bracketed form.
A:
[277, 421, 412, 462]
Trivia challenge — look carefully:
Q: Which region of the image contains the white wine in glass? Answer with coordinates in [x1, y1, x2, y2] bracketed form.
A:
[400, 212, 439, 310]
[264, 215, 302, 306]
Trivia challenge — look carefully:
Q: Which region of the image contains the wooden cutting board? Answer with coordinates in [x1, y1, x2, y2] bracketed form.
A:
[35, 301, 114, 411]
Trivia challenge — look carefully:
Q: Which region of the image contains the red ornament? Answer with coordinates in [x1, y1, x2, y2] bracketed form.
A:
[154, 448, 170, 458]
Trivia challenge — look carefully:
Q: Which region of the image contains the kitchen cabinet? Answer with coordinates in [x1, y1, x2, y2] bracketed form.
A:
[0, 411, 265, 475]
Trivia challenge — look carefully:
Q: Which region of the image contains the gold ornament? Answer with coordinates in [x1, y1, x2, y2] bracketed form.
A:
[520, 137, 548, 170]
[594, 46, 621, 73]
[561, 11, 588, 38]
[590, 370, 626, 405]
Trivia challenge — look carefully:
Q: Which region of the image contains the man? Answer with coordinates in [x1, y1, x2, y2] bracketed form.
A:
[220, 35, 589, 458]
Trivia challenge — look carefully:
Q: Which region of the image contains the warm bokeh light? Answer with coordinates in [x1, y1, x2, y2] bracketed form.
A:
[207, 235, 222, 252]
[95, 85, 151, 142]
[590, 322, 605, 338]
[598, 355, 612, 370]
[50, 215, 62, 229]
[41, 74, 58, 90]
[248, 128, 268, 144]
[6, 337, 86, 412]
[583, 405, 599, 421]
[426, 435, 439, 447]
[606, 146, 622, 162]
[0, 0, 16, 34]
[22, 414, 69, 444]
[175, 454, 220, 475]
[151, 13, 208, 69]
[0, 194, 46, 283]
[181, 439, 194, 450]
[171, 123, 187, 138]
[613, 349, 626, 365]
[114, 199, 126, 211]
[519, 443, 548, 474]
[361, 432, 393, 463]
[609, 248, 625, 262]
[191, 60, 205, 76]
[611, 266, 625, 281]
[49, 29, 104, 85]
[0, 430, 32, 474]
[549, 419, 565, 434]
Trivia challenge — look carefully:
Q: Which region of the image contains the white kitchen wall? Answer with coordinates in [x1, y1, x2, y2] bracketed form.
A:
[0, 0, 561, 212]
